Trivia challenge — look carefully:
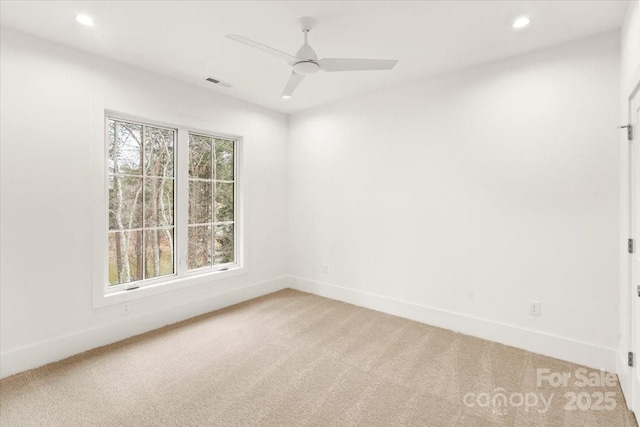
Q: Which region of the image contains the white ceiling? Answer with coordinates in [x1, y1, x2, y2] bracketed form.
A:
[0, 1, 629, 114]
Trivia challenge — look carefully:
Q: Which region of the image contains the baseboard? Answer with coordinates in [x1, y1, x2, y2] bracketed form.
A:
[1, 275, 618, 380]
[0, 276, 288, 379]
[288, 276, 618, 373]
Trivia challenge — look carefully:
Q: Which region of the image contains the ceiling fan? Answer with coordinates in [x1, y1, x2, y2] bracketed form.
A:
[226, 17, 398, 98]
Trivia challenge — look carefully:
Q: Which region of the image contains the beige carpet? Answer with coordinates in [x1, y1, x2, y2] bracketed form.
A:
[0, 289, 637, 426]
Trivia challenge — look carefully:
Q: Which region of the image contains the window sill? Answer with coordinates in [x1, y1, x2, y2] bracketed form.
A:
[92, 267, 247, 308]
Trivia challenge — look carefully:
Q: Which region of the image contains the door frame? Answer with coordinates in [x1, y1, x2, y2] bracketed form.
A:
[622, 78, 640, 414]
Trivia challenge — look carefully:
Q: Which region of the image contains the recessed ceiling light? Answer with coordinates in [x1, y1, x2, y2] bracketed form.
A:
[282, 95, 291, 99]
[512, 16, 530, 29]
[76, 15, 94, 26]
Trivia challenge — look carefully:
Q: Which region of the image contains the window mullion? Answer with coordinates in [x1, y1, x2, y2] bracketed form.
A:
[211, 140, 216, 267]
[233, 140, 238, 266]
[176, 128, 190, 276]
[141, 124, 146, 281]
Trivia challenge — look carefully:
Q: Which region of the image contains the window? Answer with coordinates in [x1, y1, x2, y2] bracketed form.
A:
[105, 114, 241, 294]
[188, 134, 235, 270]
[108, 120, 176, 285]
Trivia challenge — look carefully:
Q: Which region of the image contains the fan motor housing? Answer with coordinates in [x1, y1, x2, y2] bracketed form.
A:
[293, 61, 320, 75]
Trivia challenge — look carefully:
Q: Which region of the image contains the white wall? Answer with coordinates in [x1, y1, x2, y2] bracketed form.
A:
[288, 32, 621, 370]
[0, 28, 289, 378]
[618, 0, 640, 409]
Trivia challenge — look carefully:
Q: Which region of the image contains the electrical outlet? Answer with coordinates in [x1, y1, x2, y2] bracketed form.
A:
[322, 264, 328, 274]
[122, 302, 130, 315]
[529, 301, 541, 316]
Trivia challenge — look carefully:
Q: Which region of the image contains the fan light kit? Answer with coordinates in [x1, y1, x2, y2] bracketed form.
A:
[226, 17, 398, 98]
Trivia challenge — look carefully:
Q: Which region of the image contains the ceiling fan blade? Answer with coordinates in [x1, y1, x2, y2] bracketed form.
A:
[318, 58, 398, 72]
[226, 34, 297, 65]
[281, 71, 305, 97]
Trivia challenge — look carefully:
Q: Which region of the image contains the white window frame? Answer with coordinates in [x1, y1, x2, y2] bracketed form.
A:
[92, 109, 245, 308]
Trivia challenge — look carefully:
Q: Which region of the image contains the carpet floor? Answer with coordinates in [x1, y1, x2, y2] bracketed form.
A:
[0, 289, 637, 426]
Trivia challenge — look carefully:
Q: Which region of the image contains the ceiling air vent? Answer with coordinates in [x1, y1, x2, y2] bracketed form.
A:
[205, 77, 233, 88]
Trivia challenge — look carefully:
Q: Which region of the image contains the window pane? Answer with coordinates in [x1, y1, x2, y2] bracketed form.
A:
[145, 178, 174, 227]
[109, 121, 142, 175]
[189, 134, 212, 179]
[215, 139, 234, 181]
[109, 175, 143, 230]
[145, 126, 174, 177]
[214, 224, 234, 265]
[188, 226, 212, 269]
[215, 182, 234, 222]
[145, 228, 174, 279]
[189, 181, 212, 224]
[108, 230, 143, 285]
